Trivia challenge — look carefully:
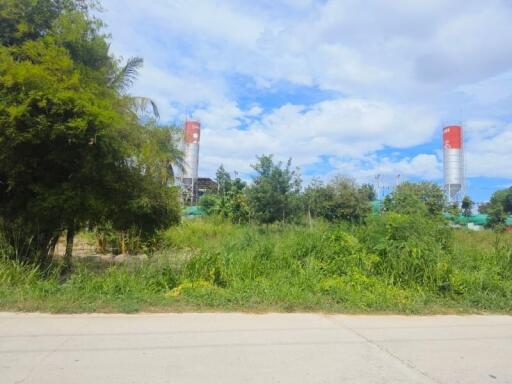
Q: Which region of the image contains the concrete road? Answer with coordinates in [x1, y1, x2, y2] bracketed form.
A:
[1, 313, 511, 384]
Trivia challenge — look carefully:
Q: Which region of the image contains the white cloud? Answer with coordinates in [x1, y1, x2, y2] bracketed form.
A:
[196, 98, 438, 177]
[466, 124, 512, 178]
[102, 0, 512, 99]
[415, 6, 512, 85]
[128, 63, 228, 121]
[99, 0, 512, 188]
[328, 153, 442, 185]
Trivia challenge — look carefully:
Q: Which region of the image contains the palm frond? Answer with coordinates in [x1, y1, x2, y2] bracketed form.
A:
[109, 57, 144, 92]
[129, 96, 160, 119]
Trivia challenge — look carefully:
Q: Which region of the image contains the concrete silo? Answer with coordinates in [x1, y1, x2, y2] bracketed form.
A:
[181, 120, 201, 204]
[443, 125, 465, 203]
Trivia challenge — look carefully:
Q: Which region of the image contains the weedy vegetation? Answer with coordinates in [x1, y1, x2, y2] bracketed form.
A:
[1, 0, 512, 314]
[1, 217, 511, 314]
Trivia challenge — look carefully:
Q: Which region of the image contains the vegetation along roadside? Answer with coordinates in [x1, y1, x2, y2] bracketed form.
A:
[1, 1, 512, 314]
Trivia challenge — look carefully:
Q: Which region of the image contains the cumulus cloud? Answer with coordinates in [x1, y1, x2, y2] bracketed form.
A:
[99, 0, 512, 190]
[329, 154, 442, 185]
[465, 123, 512, 179]
[102, 0, 512, 100]
[196, 98, 438, 177]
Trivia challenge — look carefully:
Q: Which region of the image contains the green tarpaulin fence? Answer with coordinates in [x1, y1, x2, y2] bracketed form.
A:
[183, 206, 206, 217]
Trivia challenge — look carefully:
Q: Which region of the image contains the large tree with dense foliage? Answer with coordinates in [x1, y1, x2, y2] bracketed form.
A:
[384, 182, 446, 217]
[359, 183, 376, 201]
[303, 178, 331, 224]
[461, 196, 474, 217]
[199, 165, 250, 223]
[325, 177, 372, 222]
[0, 0, 180, 265]
[489, 187, 512, 214]
[247, 155, 301, 224]
[484, 187, 512, 229]
[304, 177, 371, 223]
[215, 165, 232, 197]
[486, 204, 507, 230]
[0, 0, 92, 47]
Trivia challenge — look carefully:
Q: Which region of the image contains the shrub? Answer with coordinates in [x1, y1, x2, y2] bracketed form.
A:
[384, 182, 446, 217]
[2, 217, 512, 313]
[358, 213, 452, 289]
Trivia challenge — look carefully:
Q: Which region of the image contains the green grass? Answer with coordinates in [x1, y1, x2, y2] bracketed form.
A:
[1, 216, 512, 313]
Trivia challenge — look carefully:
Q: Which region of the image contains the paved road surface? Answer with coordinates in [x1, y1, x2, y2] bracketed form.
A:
[1, 312, 511, 383]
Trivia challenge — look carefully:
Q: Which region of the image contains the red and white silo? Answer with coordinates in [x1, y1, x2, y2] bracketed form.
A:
[443, 125, 464, 202]
[180, 120, 201, 204]
[183, 120, 200, 181]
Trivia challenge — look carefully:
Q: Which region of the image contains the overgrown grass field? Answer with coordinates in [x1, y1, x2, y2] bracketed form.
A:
[1, 216, 512, 313]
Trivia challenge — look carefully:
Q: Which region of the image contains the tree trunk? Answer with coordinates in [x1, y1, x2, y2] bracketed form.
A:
[64, 226, 75, 269]
[47, 233, 60, 261]
[120, 232, 126, 254]
[308, 207, 312, 229]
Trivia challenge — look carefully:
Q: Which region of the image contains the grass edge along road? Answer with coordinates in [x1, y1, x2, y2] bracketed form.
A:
[1, 217, 512, 314]
[1, 216, 512, 314]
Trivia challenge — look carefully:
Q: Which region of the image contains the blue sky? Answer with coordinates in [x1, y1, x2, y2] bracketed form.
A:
[100, 0, 512, 202]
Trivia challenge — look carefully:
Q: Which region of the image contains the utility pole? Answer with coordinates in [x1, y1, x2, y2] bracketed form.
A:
[375, 174, 381, 200]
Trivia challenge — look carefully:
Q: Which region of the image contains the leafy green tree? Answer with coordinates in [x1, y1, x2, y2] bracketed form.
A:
[321, 177, 371, 223]
[487, 203, 507, 231]
[215, 165, 232, 197]
[226, 190, 250, 224]
[359, 183, 376, 201]
[384, 189, 427, 216]
[138, 121, 184, 185]
[446, 203, 461, 218]
[461, 196, 474, 217]
[384, 182, 446, 217]
[489, 187, 512, 214]
[0, 0, 180, 265]
[480, 187, 512, 231]
[224, 175, 249, 223]
[478, 202, 490, 214]
[304, 178, 330, 224]
[482, 187, 512, 230]
[230, 176, 246, 194]
[0, 37, 118, 264]
[199, 167, 249, 223]
[247, 155, 301, 224]
[198, 194, 221, 216]
[303, 177, 371, 224]
[0, 0, 91, 47]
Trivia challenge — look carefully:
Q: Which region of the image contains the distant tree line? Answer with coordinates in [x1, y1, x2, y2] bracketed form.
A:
[199, 155, 454, 226]
[201, 155, 512, 232]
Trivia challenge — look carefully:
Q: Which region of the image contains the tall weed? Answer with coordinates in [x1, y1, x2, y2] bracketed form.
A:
[2, 217, 512, 313]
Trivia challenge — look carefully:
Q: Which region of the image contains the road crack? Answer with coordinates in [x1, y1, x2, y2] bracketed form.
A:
[323, 315, 442, 384]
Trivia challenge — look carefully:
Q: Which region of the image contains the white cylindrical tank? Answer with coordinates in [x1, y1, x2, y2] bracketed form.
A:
[443, 125, 464, 202]
[182, 120, 200, 180]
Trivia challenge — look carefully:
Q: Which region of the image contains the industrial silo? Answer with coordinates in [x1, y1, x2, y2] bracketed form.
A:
[443, 125, 464, 203]
[181, 120, 201, 204]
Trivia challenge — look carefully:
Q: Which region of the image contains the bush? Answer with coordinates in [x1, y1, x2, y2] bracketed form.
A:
[357, 213, 452, 288]
[0, 258, 44, 287]
[384, 182, 446, 217]
[304, 177, 371, 223]
[2, 217, 512, 313]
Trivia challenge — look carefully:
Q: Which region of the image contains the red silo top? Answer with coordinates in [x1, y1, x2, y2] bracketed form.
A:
[443, 125, 462, 149]
[184, 121, 200, 144]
